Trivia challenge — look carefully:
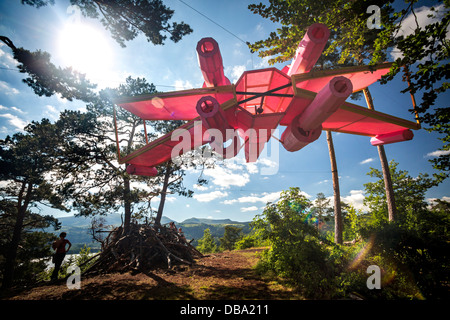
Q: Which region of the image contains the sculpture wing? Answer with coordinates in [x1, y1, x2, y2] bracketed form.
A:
[291, 63, 393, 94]
[322, 101, 420, 137]
[115, 85, 235, 121]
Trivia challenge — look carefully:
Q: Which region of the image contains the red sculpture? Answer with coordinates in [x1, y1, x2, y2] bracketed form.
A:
[114, 24, 419, 176]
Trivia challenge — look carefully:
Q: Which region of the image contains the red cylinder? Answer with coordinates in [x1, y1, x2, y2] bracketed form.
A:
[298, 76, 353, 131]
[196, 96, 230, 135]
[281, 115, 322, 152]
[287, 23, 330, 75]
[370, 129, 414, 146]
[197, 37, 231, 87]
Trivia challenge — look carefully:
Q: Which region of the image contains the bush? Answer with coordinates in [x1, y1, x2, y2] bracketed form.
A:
[252, 186, 449, 299]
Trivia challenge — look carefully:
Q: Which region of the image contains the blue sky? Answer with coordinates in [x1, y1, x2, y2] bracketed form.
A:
[0, 0, 448, 222]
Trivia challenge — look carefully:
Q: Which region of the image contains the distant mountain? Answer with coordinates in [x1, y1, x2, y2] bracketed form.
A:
[53, 214, 252, 250]
[181, 217, 248, 225]
[57, 214, 176, 228]
[160, 216, 176, 224]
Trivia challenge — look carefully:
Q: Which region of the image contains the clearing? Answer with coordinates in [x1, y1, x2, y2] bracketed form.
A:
[6, 248, 303, 300]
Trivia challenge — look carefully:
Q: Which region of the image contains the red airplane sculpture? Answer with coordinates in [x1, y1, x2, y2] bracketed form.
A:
[114, 23, 420, 176]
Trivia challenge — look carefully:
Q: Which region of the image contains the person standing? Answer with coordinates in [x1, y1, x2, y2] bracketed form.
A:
[51, 232, 71, 281]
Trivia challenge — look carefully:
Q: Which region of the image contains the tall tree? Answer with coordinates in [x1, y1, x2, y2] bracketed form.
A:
[0, 120, 67, 288]
[197, 228, 218, 254]
[57, 77, 194, 233]
[325, 130, 344, 244]
[220, 225, 243, 251]
[364, 160, 440, 227]
[20, 0, 193, 47]
[363, 87, 397, 221]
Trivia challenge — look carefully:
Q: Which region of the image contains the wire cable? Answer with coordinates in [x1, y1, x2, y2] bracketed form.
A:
[178, 0, 249, 46]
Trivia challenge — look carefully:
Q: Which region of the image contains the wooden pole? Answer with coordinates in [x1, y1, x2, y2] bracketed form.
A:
[363, 87, 397, 222]
[403, 65, 421, 125]
[326, 130, 343, 244]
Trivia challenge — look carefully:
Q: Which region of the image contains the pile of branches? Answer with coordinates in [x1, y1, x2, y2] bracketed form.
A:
[82, 222, 203, 276]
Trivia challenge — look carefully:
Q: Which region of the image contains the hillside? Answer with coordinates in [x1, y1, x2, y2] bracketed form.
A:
[6, 248, 300, 300]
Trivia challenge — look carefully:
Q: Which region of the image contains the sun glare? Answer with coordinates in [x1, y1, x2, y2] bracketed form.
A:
[57, 23, 113, 83]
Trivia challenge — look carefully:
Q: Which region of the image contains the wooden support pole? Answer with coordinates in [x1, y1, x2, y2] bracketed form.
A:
[403, 65, 421, 125]
[363, 87, 397, 222]
[326, 130, 343, 244]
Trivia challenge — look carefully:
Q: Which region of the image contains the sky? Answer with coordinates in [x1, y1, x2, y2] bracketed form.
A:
[0, 0, 448, 223]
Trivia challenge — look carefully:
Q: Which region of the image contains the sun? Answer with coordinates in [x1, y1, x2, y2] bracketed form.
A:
[57, 23, 114, 82]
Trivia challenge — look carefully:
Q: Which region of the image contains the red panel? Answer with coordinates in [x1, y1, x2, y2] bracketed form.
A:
[294, 66, 391, 93]
[122, 121, 208, 167]
[322, 102, 420, 136]
[235, 68, 293, 114]
[116, 87, 235, 121]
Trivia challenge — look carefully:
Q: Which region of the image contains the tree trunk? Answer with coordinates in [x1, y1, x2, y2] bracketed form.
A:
[2, 181, 32, 289]
[123, 172, 132, 235]
[155, 162, 172, 226]
[326, 131, 343, 244]
[363, 88, 397, 221]
[377, 145, 397, 221]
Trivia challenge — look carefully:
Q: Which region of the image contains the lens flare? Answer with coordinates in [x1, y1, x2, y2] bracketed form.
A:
[348, 235, 375, 270]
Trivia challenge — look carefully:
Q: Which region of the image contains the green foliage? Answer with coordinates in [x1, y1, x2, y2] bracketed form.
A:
[234, 233, 268, 250]
[253, 170, 449, 299]
[196, 228, 218, 254]
[363, 160, 441, 228]
[252, 187, 338, 298]
[219, 225, 243, 251]
[360, 160, 450, 298]
[0, 119, 68, 288]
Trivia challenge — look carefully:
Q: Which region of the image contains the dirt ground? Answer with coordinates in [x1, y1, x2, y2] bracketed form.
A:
[5, 248, 303, 300]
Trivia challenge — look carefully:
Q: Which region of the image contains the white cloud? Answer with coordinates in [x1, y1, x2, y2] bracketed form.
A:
[391, 4, 450, 60]
[0, 43, 18, 68]
[203, 166, 250, 189]
[426, 150, 450, 157]
[427, 196, 450, 204]
[166, 196, 177, 203]
[225, 64, 246, 83]
[0, 113, 27, 131]
[10, 107, 26, 114]
[223, 191, 284, 205]
[341, 190, 367, 211]
[193, 183, 209, 191]
[44, 105, 59, 120]
[255, 56, 270, 69]
[193, 190, 229, 202]
[255, 23, 264, 34]
[360, 158, 374, 165]
[174, 79, 194, 90]
[240, 206, 259, 212]
[0, 81, 19, 95]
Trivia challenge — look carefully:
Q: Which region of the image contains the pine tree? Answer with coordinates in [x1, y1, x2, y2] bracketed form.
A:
[197, 228, 218, 254]
[0, 120, 67, 288]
